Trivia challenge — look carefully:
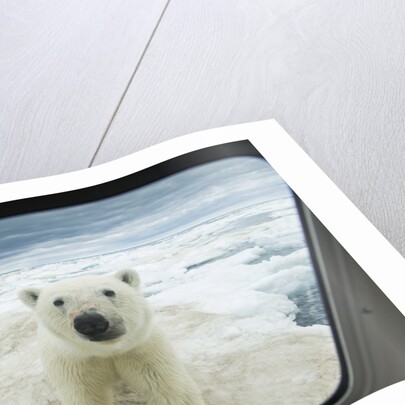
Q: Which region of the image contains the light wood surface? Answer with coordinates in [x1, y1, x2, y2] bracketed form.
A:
[0, 0, 167, 181]
[2, 0, 405, 256]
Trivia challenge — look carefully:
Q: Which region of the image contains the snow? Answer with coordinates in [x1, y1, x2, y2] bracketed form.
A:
[0, 197, 341, 404]
[0, 157, 343, 403]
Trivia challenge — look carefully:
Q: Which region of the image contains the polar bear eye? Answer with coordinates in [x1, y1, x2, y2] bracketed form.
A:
[53, 299, 64, 307]
[103, 290, 116, 297]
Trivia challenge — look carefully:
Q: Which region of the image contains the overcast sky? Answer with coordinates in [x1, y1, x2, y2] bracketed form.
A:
[0, 157, 292, 274]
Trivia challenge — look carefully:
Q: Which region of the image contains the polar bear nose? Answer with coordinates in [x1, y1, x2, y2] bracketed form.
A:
[73, 312, 109, 336]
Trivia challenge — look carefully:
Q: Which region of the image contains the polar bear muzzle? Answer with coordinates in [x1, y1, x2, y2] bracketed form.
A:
[73, 311, 125, 342]
[74, 311, 109, 335]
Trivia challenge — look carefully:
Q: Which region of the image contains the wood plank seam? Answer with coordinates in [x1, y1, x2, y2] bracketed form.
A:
[88, 0, 173, 167]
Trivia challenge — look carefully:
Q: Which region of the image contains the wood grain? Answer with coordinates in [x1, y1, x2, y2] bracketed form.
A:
[0, 0, 168, 183]
[93, 0, 405, 255]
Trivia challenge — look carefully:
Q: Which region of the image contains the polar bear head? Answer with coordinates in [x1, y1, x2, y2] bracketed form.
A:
[18, 269, 153, 357]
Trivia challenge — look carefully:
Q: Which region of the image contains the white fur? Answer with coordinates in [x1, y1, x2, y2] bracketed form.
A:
[18, 269, 205, 405]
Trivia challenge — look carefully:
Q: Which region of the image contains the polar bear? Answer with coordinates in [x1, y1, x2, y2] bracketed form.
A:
[18, 269, 205, 405]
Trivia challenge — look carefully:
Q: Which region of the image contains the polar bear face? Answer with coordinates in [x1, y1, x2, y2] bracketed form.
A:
[18, 269, 153, 357]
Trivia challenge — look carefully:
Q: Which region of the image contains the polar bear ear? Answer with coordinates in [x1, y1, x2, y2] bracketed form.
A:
[18, 288, 41, 308]
[115, 269, 140, 289]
